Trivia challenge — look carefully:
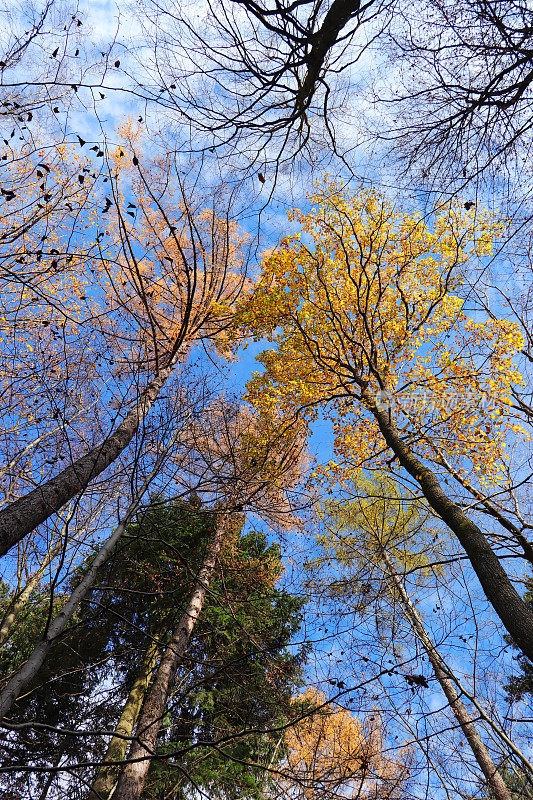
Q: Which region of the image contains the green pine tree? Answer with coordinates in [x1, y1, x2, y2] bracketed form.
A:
[0, 500, 307, 800]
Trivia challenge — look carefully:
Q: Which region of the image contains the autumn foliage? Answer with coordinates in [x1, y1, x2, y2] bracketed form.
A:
[238, 183, 526, 488]
[1, 7, 533, 800]
[279, 688, 410, 800]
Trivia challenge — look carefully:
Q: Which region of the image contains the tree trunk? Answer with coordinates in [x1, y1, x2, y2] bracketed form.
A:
[0, 532, 66, 645]
[371, 401, 533, 663]
[0, 355, 180, 557]
[88, 639, 160, 800]
[296, 0, 362, 113]
[380, 548, 512, 800]
[37, 770, 57, 800]
[0, 405, 95, 509]
[36, 746, 64, 800]
[113, 514, 229, 800]
[0, 428, 180, 722]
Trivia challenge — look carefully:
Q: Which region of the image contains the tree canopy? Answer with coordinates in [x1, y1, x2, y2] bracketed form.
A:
[1, 2, 533, 798]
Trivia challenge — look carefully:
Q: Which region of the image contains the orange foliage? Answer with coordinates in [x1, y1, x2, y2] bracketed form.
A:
[280, 688, 410, 800]
[176, 399, 308, 526]
[0, 129, 248, 506]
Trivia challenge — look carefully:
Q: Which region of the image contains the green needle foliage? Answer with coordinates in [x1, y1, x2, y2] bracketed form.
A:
[0, 499, 307, 800]
[504, 576, 533, 703]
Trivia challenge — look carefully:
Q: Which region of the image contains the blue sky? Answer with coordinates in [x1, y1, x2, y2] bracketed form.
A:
[1, 2, 531, 793]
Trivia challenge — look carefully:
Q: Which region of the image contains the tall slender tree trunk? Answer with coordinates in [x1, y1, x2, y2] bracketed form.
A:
[0, 530, 66, 645]
[36, 747, 64, 800]
[0, 428, 181, 722]
[0, 405, 96, 509]
[0, 355, 181, 556]
[371, 400, 533, 663]
[113, 514, 229, 800]
[380, 548, 512, 800]
[88, 639, 161, 800]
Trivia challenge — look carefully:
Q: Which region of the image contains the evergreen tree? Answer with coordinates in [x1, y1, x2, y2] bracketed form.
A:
[0, 500, 307, 799]
[142, 528, 307, 800]
[504, 576, 533, 702]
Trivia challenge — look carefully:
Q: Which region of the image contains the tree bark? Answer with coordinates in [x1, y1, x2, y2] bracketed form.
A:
[113, 514, 229, 800]
[0, 356, 179, 557]
[370, 400, 533, 663]
[380, 548, 512, 800]
[88, 639, 160, 800]
[0, 428, 180, 722]
[296, 0, 362, 114]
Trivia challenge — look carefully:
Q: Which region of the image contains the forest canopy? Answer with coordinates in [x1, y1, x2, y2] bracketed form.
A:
[0, 1, 532, 799]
